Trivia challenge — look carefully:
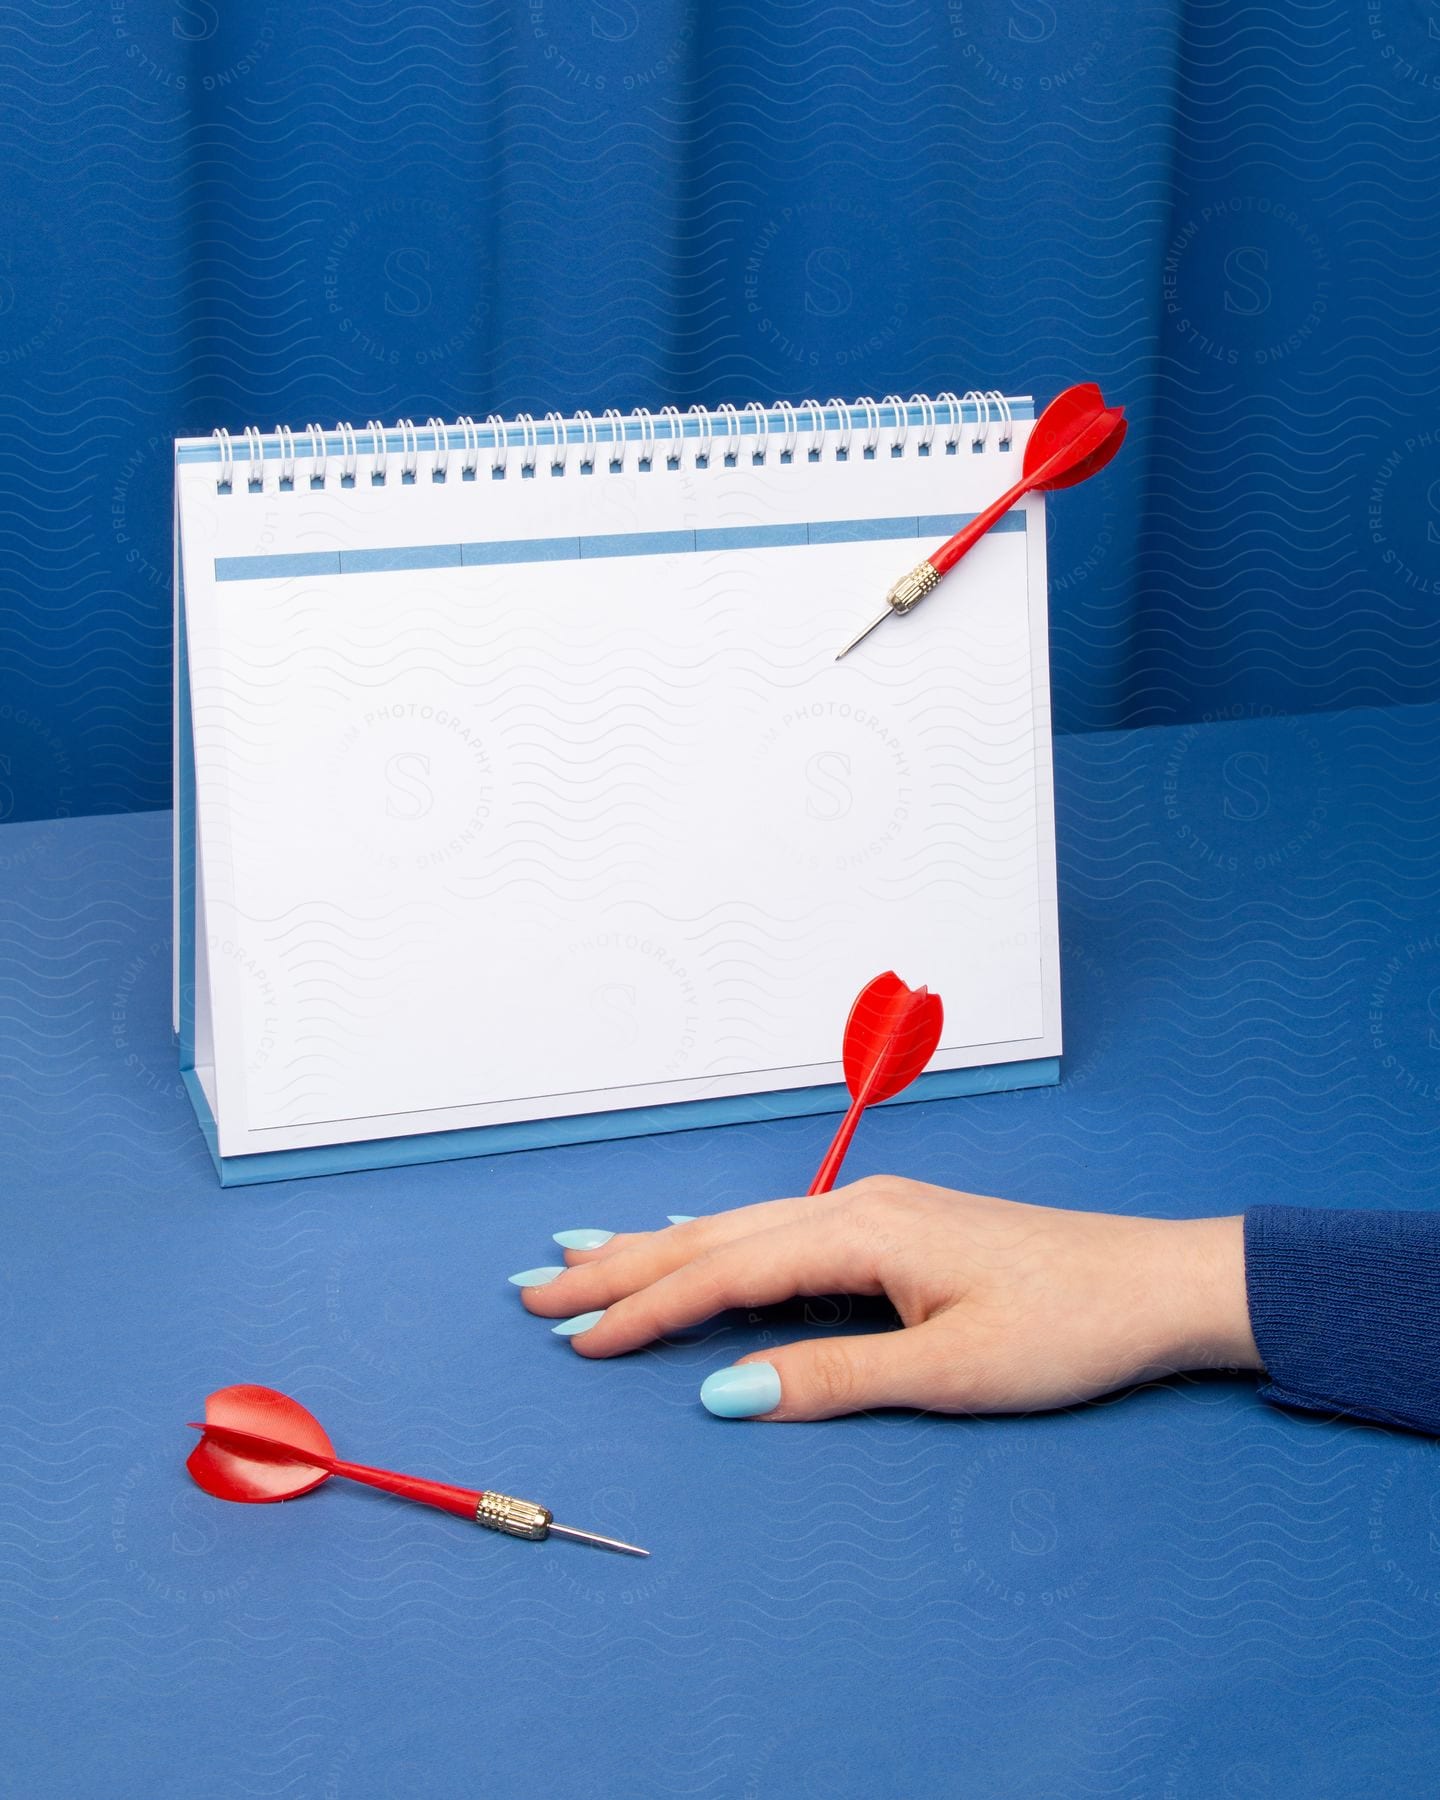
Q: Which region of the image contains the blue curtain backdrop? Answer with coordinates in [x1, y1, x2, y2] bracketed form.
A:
[2, 0, 1437, 822]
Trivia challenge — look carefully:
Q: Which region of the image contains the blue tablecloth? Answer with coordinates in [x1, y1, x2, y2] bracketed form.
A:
[5, 704, 1439, 1798]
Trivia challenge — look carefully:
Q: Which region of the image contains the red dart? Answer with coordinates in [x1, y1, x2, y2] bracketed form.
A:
[186, 1384, 648, 1556]
[808, 971, 945, 1195]
[837, 382, 1127, 658]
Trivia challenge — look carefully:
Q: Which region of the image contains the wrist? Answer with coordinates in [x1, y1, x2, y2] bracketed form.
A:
[1153, 1215, 1263, 1375]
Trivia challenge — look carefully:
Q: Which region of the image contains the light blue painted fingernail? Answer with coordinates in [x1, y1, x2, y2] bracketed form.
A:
[552, 1310, 606, 1337]
[508, 1266, 564, 1287]
[667, 1214, 697, 1225]
[700, 1362, 781, 1419]
[553, 1229, 615, 1251]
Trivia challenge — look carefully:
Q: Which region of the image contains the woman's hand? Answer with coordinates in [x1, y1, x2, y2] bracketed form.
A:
[516, 1177, 1263, 1421]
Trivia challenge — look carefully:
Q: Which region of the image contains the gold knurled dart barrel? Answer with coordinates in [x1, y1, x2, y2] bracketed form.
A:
[474, 1490, 649, 1557]
[886, 558, 942, 613]
[474, 1491, 552, 1540]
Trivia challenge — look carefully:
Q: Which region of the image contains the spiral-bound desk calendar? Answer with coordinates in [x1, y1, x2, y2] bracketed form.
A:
[173, 394, 1062, 1185]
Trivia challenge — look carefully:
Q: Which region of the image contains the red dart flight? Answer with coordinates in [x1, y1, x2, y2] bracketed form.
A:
[808, 971, 945, 1195]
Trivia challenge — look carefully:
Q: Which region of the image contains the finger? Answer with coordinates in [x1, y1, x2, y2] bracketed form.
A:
[554, 1216, 710, 1266]
[558, 1217, 884, 1357]
[556, 1231, 646, 1269]
[701, 1324, 954, 1421]
[553, 1215, 715, 1268]
[520, 1194, 840, 1316]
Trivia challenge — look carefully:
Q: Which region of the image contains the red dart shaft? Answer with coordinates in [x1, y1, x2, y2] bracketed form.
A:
[929, 473, 1031, 576]
[808, 1095, 866, 1195]
[808, 1058, 889, 1195]
[327, 1458, 481, 1519]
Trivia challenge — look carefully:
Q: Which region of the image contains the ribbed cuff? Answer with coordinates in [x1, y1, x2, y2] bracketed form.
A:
[1244, 1205, 1440, 1436]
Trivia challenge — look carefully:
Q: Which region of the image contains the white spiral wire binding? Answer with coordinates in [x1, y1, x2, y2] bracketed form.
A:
[748, 403, 770, 464]
[602, 408, 626, 470]
[305, 423, 328, 486]
[210, 394, 1019, 491]
[960, 390, 988, 449]
[714, 402, 741, 466]
[486, 412, 507, 477]
[910, 392, 936, 455]
[774, 400, 798, 462]
[427, 416, 450, 480]
[514, 412, 538, 476]
[575, 409, 597, 471]
[825, 396, 853, 460]
[212, 427, 234, 489]
[743, 400, 769, 463]
[456, 415, 479, 478]
[366, 419, 388, 484]
[855, 396, 881, 458]
[545, 409, 569, 474]
[397, 418, 419, 482]
[242, 425, 264, 489]
[934, 392, 962, 452]
[883, 392, 909, 456]
[633, 406, 655, 469]
[799, 399, 826, 459]
[659, 404, 683, 468]
[687, 402, 712, 467]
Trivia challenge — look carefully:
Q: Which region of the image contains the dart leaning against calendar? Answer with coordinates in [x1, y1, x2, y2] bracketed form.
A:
[172, 392, 1068, 1186]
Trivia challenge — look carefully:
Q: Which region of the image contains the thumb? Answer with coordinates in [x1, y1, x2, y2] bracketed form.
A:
[699, 1326, 947, 1422]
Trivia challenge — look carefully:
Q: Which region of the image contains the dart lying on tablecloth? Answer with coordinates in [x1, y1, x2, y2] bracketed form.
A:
[187, 1383, 650, 1556]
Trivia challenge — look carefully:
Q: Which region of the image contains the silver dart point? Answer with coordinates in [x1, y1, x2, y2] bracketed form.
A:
[548, 1521, 650, 1557]
[835, 605, 893, 660]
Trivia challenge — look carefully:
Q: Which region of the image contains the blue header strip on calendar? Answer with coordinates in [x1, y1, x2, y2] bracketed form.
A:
[213, 510, 1026, 583]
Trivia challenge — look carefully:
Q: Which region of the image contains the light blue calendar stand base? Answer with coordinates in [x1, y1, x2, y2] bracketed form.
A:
[182, 1059, 1061, 1188]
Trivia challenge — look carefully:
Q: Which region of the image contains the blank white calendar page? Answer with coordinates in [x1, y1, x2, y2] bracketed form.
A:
[178, 426, 1059, 1157]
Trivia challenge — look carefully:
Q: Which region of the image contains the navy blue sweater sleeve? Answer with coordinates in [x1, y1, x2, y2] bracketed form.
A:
[1244, 1206, 1440, 1436]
